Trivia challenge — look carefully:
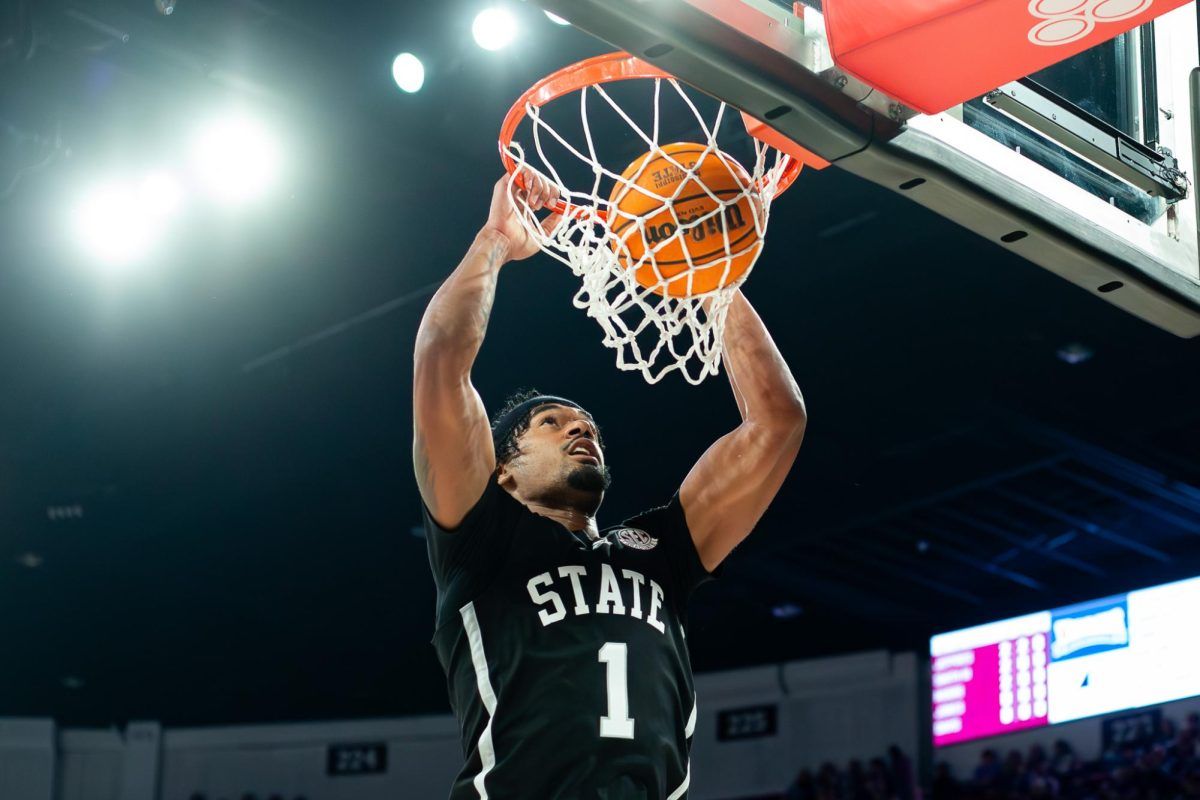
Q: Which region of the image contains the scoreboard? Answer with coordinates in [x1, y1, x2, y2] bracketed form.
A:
[930, 575, 1200, 747]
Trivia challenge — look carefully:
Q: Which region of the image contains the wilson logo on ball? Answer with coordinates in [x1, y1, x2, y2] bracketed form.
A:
[641, 206, 749, 248]
[608, 142, 764, 298]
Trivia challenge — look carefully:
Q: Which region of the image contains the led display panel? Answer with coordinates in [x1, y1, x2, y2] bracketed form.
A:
[930, 575, 1200, 747]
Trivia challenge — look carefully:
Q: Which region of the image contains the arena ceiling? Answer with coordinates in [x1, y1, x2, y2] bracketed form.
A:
[1, 0, 1198, 726]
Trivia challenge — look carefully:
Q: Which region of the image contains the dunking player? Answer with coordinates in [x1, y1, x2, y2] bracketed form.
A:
[412, 170, 806, 799]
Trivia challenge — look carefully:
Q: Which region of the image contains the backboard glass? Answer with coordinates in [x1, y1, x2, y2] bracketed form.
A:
[535, 0, 1200, 337]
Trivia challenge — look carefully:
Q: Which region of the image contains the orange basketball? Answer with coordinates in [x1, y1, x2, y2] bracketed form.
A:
[608, 142, 762, 297]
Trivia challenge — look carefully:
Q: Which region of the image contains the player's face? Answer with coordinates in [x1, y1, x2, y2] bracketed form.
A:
[507, 403, 610, 501]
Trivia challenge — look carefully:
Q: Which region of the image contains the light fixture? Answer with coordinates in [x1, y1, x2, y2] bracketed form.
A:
[771, 603, 803, 619]
[391, 52, 425, 93]
[1056, 343, 1094, 364]
[71, 180, 160, 270]
[70, 169, 185, 270]
[473, 7, 518, 51]
[16, 553, 43, 569]
[189, 114, 282, 206]
[544, 10, 570, 25]
[139, 170, 185, 218]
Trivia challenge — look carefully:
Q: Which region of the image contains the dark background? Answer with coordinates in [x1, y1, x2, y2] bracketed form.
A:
[1, 0, 1198, 727]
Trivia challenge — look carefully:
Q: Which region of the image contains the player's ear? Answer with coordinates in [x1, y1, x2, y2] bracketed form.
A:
[495, 459, 514, 489]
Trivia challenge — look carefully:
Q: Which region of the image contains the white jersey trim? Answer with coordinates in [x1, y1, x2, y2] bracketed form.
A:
[667, 763, 691, 800]
[460, 602, 498, 799]
[667, 696, 697, 800]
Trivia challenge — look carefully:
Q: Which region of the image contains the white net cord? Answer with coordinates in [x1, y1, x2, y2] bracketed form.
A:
[504, 77, 791, 385]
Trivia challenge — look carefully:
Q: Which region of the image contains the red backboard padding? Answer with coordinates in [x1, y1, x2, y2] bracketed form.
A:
[823, 0, 1191, 115]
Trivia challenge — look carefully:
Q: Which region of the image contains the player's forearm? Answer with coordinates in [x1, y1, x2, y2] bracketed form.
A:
[723, 336, 749, 420]
[721, 291, 806, 427]
[414, 229, 511, 375]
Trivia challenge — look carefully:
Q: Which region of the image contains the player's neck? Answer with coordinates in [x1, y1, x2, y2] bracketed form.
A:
[523, 501, 600, 540]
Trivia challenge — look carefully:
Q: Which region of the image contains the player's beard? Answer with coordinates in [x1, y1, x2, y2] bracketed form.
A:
[567, 462, 612, 493]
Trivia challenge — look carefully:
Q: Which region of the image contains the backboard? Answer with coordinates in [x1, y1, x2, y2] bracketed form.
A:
[534, 0, 1200, 337]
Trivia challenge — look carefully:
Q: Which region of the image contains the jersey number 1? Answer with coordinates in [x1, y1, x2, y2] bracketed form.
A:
[598, 642, 635, 739]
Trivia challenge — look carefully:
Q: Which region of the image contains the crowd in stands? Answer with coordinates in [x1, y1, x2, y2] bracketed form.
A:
[932, 712, 1200, 800]
[783, 746, 921, 800]
[776, 711, 1200, 800]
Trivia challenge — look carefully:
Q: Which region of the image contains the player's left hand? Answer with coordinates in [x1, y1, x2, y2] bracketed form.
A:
[483, 168, 563, 263]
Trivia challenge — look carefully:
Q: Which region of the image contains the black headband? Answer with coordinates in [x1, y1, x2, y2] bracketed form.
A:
[491, 395, 583, 453]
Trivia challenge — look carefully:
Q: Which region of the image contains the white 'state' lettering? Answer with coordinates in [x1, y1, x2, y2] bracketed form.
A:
[526, 573, 567, 626]
[525, 565, 666, 633]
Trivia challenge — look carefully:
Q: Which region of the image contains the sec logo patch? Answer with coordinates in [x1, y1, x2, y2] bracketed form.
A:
[614, 528, 658, 550]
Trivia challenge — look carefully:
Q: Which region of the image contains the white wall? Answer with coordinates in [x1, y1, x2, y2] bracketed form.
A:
[782, 651, 920, 769]
[0, 718, 54, 800]
[690, 652, 921, 799]
[57, 729, 124, 800]
[692, 665, 792, 799]
[159, 715, 462, 800]
[934, 694, 1200, 779]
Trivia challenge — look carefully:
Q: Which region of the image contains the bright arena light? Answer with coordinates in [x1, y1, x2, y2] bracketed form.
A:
[544, 10, 570, 25]
[189, 115, 282, 205]
[472, 7, 517, 51]
[139, 170, 185, 218]
[71, 180, 162, 269]
[391, 52, 425, 93]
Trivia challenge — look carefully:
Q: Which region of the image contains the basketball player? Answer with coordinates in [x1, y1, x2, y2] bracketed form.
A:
[413, 169, 806, 799]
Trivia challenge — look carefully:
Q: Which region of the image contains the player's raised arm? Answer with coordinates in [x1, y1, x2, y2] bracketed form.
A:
[679, 290, 806, 571]
[412, 172, 560, 529]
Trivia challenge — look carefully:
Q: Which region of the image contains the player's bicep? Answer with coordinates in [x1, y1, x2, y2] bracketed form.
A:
[412, 358, 496, 530]
[679, 420, 804, 571]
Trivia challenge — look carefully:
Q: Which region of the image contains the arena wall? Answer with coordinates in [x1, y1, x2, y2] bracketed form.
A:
[2, 649, 919, 800]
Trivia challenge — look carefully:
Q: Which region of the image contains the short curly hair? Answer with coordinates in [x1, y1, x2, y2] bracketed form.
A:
[490, 388, 603, 468]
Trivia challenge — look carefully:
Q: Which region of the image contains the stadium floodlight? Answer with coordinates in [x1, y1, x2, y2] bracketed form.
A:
[139, 170, 185, 218]
[391, 52, 425, 93]
[472, 7, 517, 51]
[189, 114, 282, 206]
[71, 180, 162, 269]
[544, 11, 570, 25]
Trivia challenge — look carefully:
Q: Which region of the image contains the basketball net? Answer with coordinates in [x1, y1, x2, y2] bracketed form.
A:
[502, 57, 796, 385]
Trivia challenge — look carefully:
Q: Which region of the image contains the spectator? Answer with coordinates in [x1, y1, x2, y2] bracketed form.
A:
[932, 763, 959, 800]
[865, 757, 894, 800]
[817, 761, 842, 800]
[786, 767, 816, 800]
[1051, 739, 1078, 777]
[935, 710, 1200, 800]
[847, 759, 870, 800]
[889, 744, 918, 800]
[974, 749, 1001, 787]
[1002, 749, 1026, 791]
[785, 749, 915, 800]
[1156, 717, 1178, 747]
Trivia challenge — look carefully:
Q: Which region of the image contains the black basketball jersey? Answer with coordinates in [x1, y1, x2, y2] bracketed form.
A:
[423, 478, 714, 800]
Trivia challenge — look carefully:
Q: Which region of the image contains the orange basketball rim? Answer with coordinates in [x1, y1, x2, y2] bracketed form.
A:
[499, 51, 818, 219]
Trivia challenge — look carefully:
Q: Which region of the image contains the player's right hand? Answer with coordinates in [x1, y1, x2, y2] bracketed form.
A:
[483, 169, 563, 263]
